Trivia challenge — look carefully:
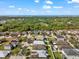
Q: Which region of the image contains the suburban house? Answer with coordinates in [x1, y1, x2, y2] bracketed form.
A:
[11, 40, 18, 47]
[30, 50, 48, 59]
[21, 42, 29, 48]
[33, 40, 46, 50]
[53, 41, 72, 50]
[0, 50, 11, 59]
[56, 35, 65, 41]
[62, 48, 79, 59]
[4, 44, 12, 50]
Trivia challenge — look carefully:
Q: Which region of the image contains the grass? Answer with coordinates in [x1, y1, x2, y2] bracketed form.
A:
[45, 41, 55, 59]
[0, 45, 4, 50]
[11, 47, 20, 55]
[53, 51, 62, 59]
[47, 45, 55, 59]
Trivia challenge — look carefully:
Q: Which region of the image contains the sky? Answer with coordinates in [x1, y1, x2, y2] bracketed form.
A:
[0, 0, 79, 15]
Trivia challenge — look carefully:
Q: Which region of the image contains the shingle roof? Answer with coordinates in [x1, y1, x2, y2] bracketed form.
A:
[32, 50, 47, 57]
[63, 49, 79, 56]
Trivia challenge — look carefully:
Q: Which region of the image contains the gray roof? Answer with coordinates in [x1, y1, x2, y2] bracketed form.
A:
[0, 51, 10, 57]
[32, 50, 47, 57]
[63, 49, 79, 56]
[33, 40, 45, 45]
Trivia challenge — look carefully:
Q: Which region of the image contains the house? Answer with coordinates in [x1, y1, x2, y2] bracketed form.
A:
[4, 44, 12, 50]
[56, 35, 65, 41]
[62, 48, 79, 59]
[27, 38, 33, 43]
[21, 42, 29, 47]
[33, 40, 45, 45]
[35, 35, 43, 40]
[30, 50, 48, 59]
[0, 50, 10, 59]
[11, 40, 18, 47]
[53, 41, 72, 50]
[10, 32, 19, 37]
[9, 56, 26, 59]
[33, 40, 46, 50]
[4, 40, 18, 50]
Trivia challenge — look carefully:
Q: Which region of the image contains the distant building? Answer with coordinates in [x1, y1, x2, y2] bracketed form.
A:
[53, 41, 72, 50]
[33, 40, 46, 50]
[62, 49, 79, 59]
[56, 35, 65, 41]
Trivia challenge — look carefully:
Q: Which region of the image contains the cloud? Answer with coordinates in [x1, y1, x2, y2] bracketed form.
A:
[68, 0, 79, 3]
[43, 5, 52, 9]
[53, 6, 63, 8]
[9, 5, 15, 8]
[34, 0, 40, 3]
[45, 0, 53, 4]
[45, 10, 52, 13]
[73, 5, 79, 8]
[26, 9, 30, 12]
[18, 8, 22, 10]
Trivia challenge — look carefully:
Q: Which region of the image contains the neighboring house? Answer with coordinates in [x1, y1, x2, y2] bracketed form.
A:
[56, 35, 65, 41]
[53, 41, 72, 50]
[27, 38, 33, 43]
[33, 40, 46, 50]
[10, 32, 19, 37]
[11, 42, 17, 48]
[9, 56, 26, 59]
[30, 50, 48, 59]
[0, 50, 10, 59]
[4, 44, 12, 50]
[62, 49, 79, 59]
[11, 40, 18, 47]
[21, 42, 29, 47]
[35, 35, 43, 40]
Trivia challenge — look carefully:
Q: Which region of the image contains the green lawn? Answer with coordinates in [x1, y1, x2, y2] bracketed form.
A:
[45, 41, 55, 59]
[47, 45, 55, 59]
[11, 47, 20, 55]
[54, 51, 62, 59]
[0, 45, 4, 50]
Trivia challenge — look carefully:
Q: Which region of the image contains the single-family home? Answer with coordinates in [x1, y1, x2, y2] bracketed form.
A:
[33, 40, 46, 50]
[30, 50, 48, 59]
[4, 44, 12, 50]
[0, 50, 11, 59]
[62, 48, 79, 59]
[56, 35, 65, 41]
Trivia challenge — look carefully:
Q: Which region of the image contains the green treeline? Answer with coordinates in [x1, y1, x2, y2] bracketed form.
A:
[0, 16, 79, 32]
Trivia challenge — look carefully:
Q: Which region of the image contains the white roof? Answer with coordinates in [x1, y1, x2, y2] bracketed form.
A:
[33, 41, 45, 45]
[32, 50, 47, 57]
[0, 51, 10, 57]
